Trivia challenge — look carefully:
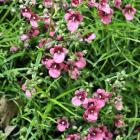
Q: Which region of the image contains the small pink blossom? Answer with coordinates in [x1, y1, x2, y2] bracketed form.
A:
[65, 61, 80, 80]
[84, 33, 96, 43]
[71, 0, 83, 7]
[69, 67, 80, 80]
[30, 13, 40, 28]
[98, 125, 113, 140]
[98, 9, 113, 24]
[42, 17, 50, 24]
[83, 98, 104, 110]
[20, 34, 29, 41]
[75, 52, 86, 69]
[22, 84, 27, 91]
[83, 106, 99, 122]
[41, 56, 50, 65]
[114, 114, 124, 127]
[72, 89, 87, 106]
[84, 127, 105, 140]
[93, 89, 112, 108]
[84, 126, 113, 140]
[49, 31, 55, 37]
[65, 10, 83, 32]
[122, 4, 137, 21]
[43, 0, 52, 7]
[57, 117, 69, 132]
[56, 35, 63, 41]
[28, 28, 40, 37]
[25, 90, 32, 98]
[10, 46, 18, 52]
[45, 59, 64, 78]
[88, 0, 99, 8]
[114, 96, 123, 111]
[114, 0, 121, 9]
[38, 38, 47, 48]
[66, 133, 80, 140]
[21, 7, 32, 19]
[50, 45, 68, 63]
[0, 0, 5, 2]
[98, 0, 112, 14]
[21, 83, 35, 98]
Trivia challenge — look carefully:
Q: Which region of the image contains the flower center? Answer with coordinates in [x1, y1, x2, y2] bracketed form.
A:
[57, 50, 61, 54]
[61, 120, 66, 125]
[98, 94, 103, 99]
[88, 102, 94, 108]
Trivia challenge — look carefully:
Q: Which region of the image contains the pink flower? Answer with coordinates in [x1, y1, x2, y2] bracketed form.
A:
[114, 0, 121, 9]
[83, 106, 99, 122]
[50, 45, 68, 63]
[98, 125, 113, 140]
[71, 0, 83, 7]
[21, 7, 32, 19]
[93, 89, 112, 108]
[49, 31, 55, 37]
[64, 10, 83, 32]
[56, 35, 63, 41]
[22, 84, 27, 91]
[114, 114, 124, 127]
[69, 67, 80, 79]
[88, 0, 99, 8]
[25, 90, 32, 98]
[98, 0, 112, 14]
[114, 96, 123, 111]
[28, 28, 40, 38]
[21, 83, 35, 98]
[65, 61, 80, 80]
[75, 52, 86, 69]
[57, 118, 69, 132]
[45, 59, 63, 78]
[43, 0, 52, 7]
[84, 127, 105, 140]
[84, 126, 112, 140]
[0, 0, 5, 2]
[42, 17, 50, 24]
[38, 38, 47, 48]
[30, 13, 40, 28]
[72, 89, 87, 106]
[98, 9, 113, 24]
[10, 46, 18, 52]
[114, 101, 123, 111]
[66, 133, 80, 140]
[84, 33, 96, 43]
[122, 4, 136, 21]
[83, 98, 103, 110]
[20, 34, 29, 41]
[41, 56, 50, 65]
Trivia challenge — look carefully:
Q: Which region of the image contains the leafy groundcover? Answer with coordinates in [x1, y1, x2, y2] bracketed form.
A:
[0, 0, 140, 140]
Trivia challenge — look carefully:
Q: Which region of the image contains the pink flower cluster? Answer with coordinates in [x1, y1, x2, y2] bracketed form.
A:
[83, 125, 113, 140]
[56, 118, 113, 140]
[20, 7, 51, 42]
[22, 83, 36, 98]
[41, 47, 86, 79]
[71, 0, 83, 7]
[20, 7, 87, 79]
[72, 88, 112, 122]
[63, 0, 137, 33]
[87, 0, 136, 24]
[66, 133, 80, 140]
